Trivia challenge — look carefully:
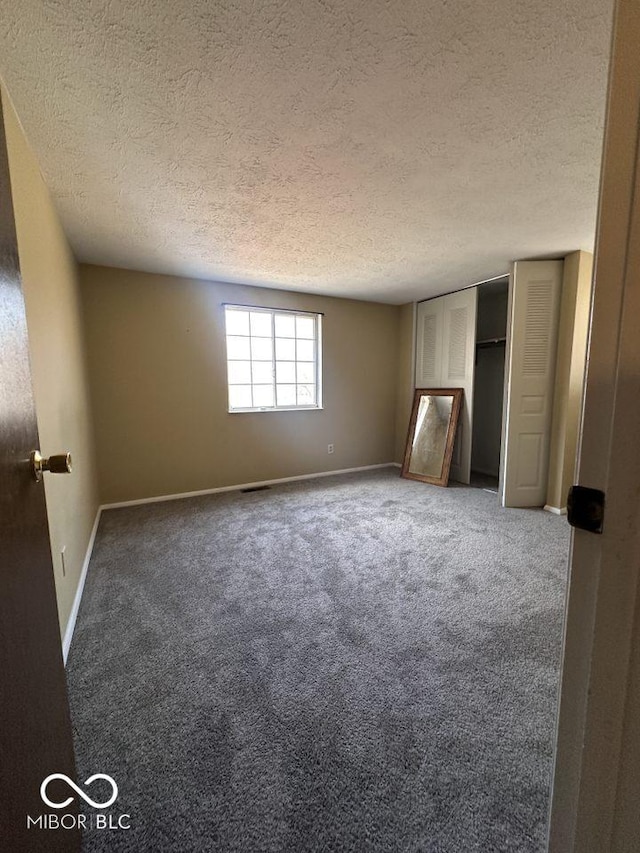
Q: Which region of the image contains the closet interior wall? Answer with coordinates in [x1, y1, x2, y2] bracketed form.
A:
[471, 279, 509, 484]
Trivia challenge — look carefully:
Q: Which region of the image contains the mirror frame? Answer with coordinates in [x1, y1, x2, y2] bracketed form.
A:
[401, 388, 464, 486]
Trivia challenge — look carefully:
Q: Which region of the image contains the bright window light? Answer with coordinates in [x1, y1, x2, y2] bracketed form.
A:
[224, 305, 322, 412]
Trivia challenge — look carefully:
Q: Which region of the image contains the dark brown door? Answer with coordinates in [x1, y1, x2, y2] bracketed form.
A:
[0, 95, 80, 851]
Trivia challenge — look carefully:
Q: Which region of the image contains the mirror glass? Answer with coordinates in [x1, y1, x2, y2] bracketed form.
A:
[408, 394, 454, 478]
[401, 388, 463, 487]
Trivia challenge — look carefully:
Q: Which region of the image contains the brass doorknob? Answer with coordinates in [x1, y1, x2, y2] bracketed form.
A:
[31, 450, 72, 482]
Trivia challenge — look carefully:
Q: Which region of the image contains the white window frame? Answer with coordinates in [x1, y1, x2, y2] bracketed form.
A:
[224, 304, 323, 413]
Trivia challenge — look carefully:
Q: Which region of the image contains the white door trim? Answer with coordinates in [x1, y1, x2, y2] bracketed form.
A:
[549, 0, 640, 849]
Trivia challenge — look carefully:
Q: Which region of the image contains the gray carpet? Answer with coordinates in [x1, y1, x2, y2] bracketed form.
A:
[66, 468, 570, 852]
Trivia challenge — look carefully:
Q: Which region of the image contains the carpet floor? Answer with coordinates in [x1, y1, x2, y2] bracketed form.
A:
[66, 468, 570, 852]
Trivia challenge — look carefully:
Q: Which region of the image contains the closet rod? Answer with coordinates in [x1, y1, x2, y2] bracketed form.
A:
[476, 337, 507, 348]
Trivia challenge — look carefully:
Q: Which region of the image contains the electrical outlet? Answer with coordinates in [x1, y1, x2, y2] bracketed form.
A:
[327, 444, 334, 454]
[60, 546, 66, 577]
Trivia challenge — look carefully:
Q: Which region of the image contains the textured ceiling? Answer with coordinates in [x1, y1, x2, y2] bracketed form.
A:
[1, 0, 613, 303]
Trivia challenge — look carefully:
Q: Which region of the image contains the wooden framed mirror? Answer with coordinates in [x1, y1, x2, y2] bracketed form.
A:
[401, 388, 463, 486]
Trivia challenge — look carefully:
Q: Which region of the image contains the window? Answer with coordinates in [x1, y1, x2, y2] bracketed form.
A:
[224, 305, 322, 412]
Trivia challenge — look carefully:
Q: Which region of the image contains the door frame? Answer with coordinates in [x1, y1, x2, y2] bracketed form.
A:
[548, 0, 640, 848]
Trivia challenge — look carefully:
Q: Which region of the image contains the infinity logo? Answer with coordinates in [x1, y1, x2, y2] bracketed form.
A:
[40, 774, 118, 810]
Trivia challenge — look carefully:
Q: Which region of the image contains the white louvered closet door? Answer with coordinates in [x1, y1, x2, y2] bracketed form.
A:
[415, 298, 444, 386]
[441, 288, 477, 484]
[502, 260, 563, 507]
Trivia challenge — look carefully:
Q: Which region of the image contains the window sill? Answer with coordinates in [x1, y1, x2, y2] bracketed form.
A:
[228, 406, 324, 414]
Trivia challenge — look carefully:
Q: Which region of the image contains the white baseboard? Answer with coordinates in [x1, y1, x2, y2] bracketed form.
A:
[62, 507, 102, 666]
[100, 463, 398, 511]
[544, 504, 567, 516]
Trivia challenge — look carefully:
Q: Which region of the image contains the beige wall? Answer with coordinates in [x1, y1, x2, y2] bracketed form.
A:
[3, 88, 100, 642]
[546, 250, 593, 511]
[80, 264, 401, 503]
[394, 302, 415, 464]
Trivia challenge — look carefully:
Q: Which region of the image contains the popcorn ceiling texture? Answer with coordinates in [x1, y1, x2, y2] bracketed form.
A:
[0, 0, 612, 302]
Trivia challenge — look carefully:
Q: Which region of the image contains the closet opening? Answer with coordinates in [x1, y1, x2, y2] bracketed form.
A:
[470, 277, 509, 493]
